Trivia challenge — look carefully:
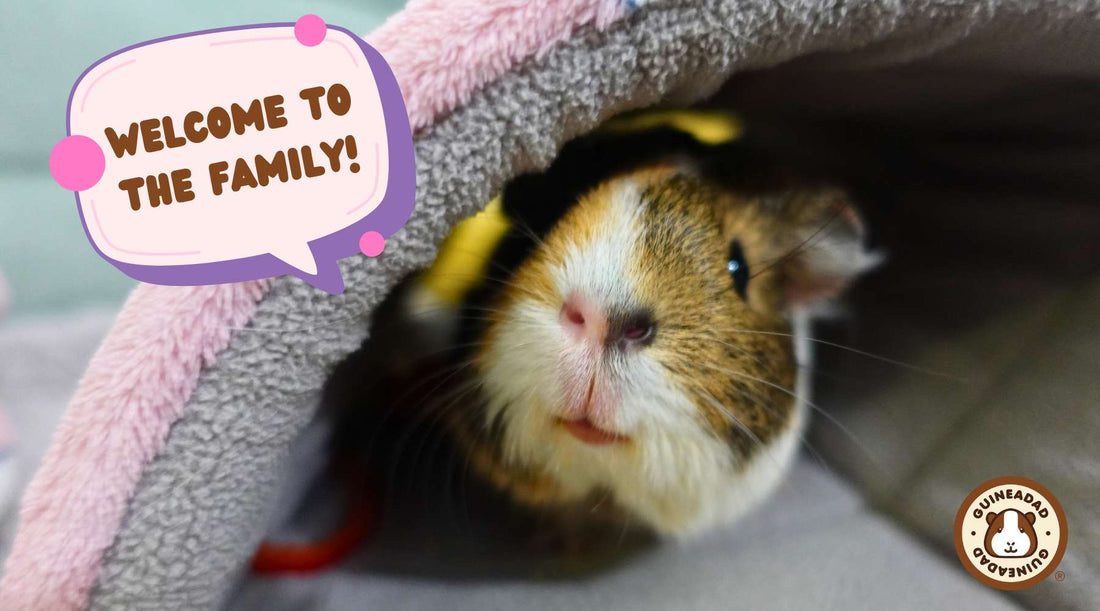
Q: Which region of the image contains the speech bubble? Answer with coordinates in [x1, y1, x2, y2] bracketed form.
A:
[50, 17, 415, 294]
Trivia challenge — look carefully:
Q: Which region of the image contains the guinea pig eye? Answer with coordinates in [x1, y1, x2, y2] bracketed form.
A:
[1020, 528, 1026, 533]
[727, 240, 750, 299]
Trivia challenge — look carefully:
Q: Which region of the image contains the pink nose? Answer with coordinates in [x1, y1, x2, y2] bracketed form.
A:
[560, 294, 607, 344]
[561, 294, 658, 348]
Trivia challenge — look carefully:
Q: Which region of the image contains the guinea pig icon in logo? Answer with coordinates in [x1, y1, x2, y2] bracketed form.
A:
[954, 476, 1068, 590]
[984, 509, 1038, 558]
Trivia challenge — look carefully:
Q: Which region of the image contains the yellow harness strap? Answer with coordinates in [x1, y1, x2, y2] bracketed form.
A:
[420, 110, 742, 305]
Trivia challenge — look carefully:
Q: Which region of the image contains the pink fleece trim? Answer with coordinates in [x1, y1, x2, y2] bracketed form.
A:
[0, 2, 627, 609]
[369, 0, 627, 133]
[0, 283, 267, 609]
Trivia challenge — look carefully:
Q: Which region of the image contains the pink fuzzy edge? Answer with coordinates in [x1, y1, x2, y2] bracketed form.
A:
[0, 1, 626, 608]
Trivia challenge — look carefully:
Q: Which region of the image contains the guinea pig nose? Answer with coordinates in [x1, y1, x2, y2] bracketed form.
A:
[560, 294, 606, 343]
[563, 302, 585, 327]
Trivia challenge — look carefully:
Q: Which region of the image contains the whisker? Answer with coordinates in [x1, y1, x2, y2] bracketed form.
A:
[345, 359, 480, 478]
[440, 406, 488, 535]
[699, 362, 882, 475]
[420, 243, 546, 302]
[382, 377, 485, 493]
[749, 205, 843, 279]
[401, 380, 487, 496]
[697, 375, 837, 478]
[709, 326, 963, 381]
[696, 389, 784, 474]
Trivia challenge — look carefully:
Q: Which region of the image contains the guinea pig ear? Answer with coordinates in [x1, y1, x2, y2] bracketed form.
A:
[986, 511, 1000, 525]
[776, 190, 881, 310]
[1025, 512, 1037, 525]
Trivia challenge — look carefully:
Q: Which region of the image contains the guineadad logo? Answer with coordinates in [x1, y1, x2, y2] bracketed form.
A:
[954, 476, 1067, 590]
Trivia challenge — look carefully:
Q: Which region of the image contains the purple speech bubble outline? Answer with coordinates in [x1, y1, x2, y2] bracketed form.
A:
[63, 21, 416, 295]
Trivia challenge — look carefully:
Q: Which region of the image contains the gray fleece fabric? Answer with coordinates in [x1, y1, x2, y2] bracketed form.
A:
[89, 1, 1100, 609]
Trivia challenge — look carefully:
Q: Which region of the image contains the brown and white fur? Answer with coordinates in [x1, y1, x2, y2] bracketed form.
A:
[470, 169, 875, 536]
[326, 139, 878, 542]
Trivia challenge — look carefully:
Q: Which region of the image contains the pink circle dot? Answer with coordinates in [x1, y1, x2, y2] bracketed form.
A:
[359, 231, 385, 257]
[295, 14, 326, 47]
[49, 135, 105, 191]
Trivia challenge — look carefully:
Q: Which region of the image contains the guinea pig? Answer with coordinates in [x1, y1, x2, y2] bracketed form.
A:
[984, 509, 1039, 558]
[324, 122, 879, 541]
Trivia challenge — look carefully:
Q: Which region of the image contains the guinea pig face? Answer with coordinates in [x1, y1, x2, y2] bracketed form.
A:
[476, 170, 875, 510]
[984, 509, 1038, 557]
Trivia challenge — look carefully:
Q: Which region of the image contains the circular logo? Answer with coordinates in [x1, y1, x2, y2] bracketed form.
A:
[954, 476, 1068, 590]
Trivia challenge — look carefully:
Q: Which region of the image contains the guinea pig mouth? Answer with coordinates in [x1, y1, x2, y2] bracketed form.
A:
[556, 417, 629, 445]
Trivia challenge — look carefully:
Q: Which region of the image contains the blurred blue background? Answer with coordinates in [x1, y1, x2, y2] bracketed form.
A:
[0, 0, 406, 319]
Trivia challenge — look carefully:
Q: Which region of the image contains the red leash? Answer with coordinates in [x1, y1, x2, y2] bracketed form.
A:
[251, 480, 376, 575]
